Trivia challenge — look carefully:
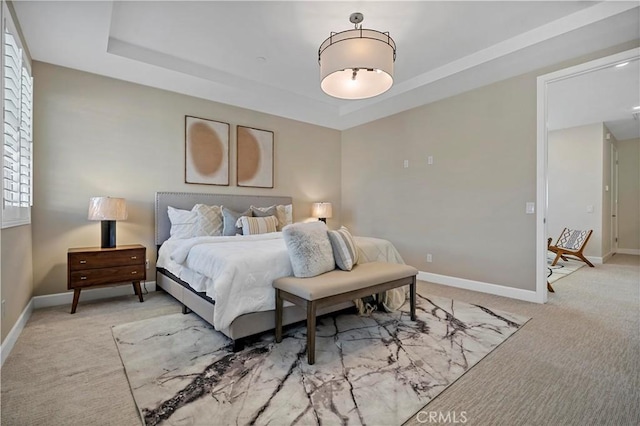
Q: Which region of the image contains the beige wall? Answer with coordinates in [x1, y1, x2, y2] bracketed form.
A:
[342, 42, 639, 292]
[548, 123, 604, 258]
[32, 62, 341, 296]
[342, 73, 538, 290]
[1, 0, 33, 344]
[1, 226, 33, 342]
[617, 138, 640, 251]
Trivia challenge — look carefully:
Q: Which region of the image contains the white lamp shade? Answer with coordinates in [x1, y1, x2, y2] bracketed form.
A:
[311, 202, 333, 219]
[320, 29, 395, 100]
[88, 197, 128, 221]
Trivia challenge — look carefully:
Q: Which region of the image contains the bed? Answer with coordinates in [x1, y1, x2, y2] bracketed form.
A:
[154, 191, 405, 349]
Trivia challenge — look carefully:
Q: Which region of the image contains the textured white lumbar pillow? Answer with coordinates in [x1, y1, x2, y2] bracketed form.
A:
[282, 221, 335, 278]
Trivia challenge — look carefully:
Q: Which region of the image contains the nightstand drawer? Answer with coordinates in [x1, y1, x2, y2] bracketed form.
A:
[69, 265, 146, 288]
[68, 248, 145, 271]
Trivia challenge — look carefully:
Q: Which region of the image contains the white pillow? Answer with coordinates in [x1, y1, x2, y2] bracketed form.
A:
[167, 206, 197, 239]
[282, 222, 335, 278]
[236, 215, 278, 235]
[192, 204, 223, 237]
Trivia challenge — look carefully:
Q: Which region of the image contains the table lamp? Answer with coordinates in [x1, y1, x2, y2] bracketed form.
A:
[88, 197, 128, 248]
[311, 202, 332, 224]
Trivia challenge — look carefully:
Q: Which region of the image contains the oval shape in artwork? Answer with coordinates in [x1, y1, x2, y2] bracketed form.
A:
[237, 127, 260, 183]
[188, 122, 223, 176]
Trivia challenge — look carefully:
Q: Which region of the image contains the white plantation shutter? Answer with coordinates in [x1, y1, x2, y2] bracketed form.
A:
[2, 21, 33, 227]
[19, 67, 33, 205]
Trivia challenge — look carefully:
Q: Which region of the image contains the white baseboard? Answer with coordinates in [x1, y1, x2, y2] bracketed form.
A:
[417, 272, 540, 304]
[33, 281, 157, 309]
[1, 299, 33, 367]
[586, 256, 604, 265]
[1, 282, 157, 366]
[616, 248, 640, 255]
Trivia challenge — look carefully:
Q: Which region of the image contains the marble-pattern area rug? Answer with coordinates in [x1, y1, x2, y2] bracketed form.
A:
[112, 294, 529, 426]
[547, 251, 586, 283]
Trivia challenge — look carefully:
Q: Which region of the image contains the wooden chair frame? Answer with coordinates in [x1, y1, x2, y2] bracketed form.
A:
[548, 229, 594, 268]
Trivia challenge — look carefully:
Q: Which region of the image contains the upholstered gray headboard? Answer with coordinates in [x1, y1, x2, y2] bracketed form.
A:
[155, 192, 292, 245]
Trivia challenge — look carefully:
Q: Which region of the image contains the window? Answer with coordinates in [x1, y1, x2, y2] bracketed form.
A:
[2, 11, 33, 228]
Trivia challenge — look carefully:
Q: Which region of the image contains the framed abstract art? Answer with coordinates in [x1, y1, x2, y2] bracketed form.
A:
[185, 116, 230, 186]
[236, 126, 274, 188]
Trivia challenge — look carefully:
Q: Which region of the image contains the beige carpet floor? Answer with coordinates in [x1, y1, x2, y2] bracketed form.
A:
[1, 255, 638, 426]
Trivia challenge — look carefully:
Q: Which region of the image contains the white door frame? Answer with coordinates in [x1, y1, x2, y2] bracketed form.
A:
[611, 144, 619, 254]
[535, 47, 640, 303]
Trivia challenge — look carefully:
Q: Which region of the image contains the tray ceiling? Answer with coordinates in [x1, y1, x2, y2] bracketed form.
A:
[13, 1, 640, 130]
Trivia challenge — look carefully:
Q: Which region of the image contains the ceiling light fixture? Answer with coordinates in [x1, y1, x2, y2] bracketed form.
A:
[615, 62, 629, 68]
[633, 105, 640, 110]
[318, 12, 396, 100]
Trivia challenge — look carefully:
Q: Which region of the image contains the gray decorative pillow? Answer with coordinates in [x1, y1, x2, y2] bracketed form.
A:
[252, 204, 292, 231]
[251, 205, 277, 218]
[327, 226, 359, 271]
[282, 222, 335, 278]
[222, 207, 252, 236]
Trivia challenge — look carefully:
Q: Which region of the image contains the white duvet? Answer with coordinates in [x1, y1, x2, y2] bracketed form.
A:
[160, 232, 404, 330]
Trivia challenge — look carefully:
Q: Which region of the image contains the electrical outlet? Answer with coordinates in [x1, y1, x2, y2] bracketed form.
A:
[403, 159, 409, 168]
[145, 259, 150, 269]
[426, 254, 433, 263]
[1, 300, 5, 318]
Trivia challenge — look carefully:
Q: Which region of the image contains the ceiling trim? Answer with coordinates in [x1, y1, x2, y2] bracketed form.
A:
[339, 1, 639, 117]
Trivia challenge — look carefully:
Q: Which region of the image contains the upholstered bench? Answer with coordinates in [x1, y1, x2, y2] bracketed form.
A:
[273, 262, 419, 364]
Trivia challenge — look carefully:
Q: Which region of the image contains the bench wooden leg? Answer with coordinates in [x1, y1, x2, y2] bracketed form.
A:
[275, 289, 283, 343]
[409, 277, 416, 321]
[306, 300, 317, 365]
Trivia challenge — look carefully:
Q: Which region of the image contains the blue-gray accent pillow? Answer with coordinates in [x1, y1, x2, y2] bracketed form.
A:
[222, 207, 252, 236]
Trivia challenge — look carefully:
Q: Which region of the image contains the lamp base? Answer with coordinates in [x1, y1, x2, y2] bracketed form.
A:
[101, 220, 116, 248]
[319, 218, 327, 224]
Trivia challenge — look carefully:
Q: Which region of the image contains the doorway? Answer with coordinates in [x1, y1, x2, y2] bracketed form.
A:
[536, 47, 640, 303]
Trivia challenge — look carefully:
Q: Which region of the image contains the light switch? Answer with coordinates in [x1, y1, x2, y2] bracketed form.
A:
[605, 185, 609, 192]
[427, 156, 434, 165]
[403, 160, 409, 168]
[526, 202, 535, 214]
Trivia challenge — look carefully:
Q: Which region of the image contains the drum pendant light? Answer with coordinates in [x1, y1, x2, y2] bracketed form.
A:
[318, 13, 396, 100]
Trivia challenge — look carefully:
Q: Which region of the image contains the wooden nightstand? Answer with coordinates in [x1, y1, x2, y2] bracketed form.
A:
[67, 244, 146, 314]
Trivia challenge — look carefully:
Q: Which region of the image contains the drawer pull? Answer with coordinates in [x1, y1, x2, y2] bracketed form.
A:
[79, 260, 87, 264]
[131, 271, 138, 275]
[131, 256, 137, 260]
[80, 276, 87, 280]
